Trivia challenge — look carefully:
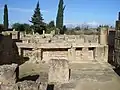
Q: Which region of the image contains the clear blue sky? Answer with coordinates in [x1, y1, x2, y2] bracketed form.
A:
[0, 0, 120, 26]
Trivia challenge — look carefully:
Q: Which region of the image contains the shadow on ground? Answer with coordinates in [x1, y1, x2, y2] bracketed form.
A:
[114, 68, 120, 76]
[18, 75, 39, 82]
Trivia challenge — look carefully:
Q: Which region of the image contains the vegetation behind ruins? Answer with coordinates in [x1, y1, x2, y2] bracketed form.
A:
[0, 0, 113, 35]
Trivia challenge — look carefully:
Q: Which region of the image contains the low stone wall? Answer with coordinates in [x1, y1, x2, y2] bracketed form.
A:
[21, 34, 99, 44]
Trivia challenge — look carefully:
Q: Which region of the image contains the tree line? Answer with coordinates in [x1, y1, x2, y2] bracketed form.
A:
[0, 0, 114, 34]
[0, 0, 67, 34]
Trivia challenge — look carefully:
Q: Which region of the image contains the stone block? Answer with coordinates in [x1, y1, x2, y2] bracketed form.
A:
[17, 80, 38, 90]
[0, 64, 18, 85]
[0, 84, 18, 90]
[48, 59, 69, 83]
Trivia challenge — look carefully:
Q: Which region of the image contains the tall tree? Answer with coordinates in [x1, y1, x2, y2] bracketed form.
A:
[4, 4, 9, 30]
[56, 0, 65, 33]
[30, 1, 45, 34]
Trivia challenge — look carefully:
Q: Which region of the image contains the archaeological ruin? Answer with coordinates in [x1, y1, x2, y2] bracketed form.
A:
[0, 22, 120, 90]
[1, 9, 120, 89]
[2, 27, 108, 64]
[1, 0, 120, 89]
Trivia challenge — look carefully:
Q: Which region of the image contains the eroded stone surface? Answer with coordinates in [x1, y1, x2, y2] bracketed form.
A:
[0, 64, 18, 85]
[48, 59, 69, 83]
[0, 84, 18, 90]
[0, 29, 119, 90]
[17, 80, 38, 90]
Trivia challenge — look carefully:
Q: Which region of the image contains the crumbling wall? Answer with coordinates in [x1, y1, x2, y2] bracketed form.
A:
[75, 47, 95, 61]
[43, 50, 68, 62]
[20, 34, 99, 44]
[2, 31, 20, 40]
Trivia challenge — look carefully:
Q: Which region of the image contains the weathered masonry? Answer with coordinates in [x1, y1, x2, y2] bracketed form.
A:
[114, 12, 120, 66]
[14, 27, 108, 64]
[17, 43, 108, 63]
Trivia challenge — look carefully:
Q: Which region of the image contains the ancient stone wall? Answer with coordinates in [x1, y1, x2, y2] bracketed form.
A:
[43, 50, 68, 62]
[21, 34, 99, 44]
[18, 44, 108, 64]
[75, 47, 95, 61]
[2, 31, 20, 40]
[15, 27, 109, 64]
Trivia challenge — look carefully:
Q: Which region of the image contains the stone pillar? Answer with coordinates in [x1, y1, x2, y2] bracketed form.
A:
[27, 40, 29, 43]
[104, 46, 108, 62]
[18, 48, 21, 56]
[82, 47, 88, 60]
[32, 29, 34, 35]
[94, 47, 100, 61]
[48, 59, 69, 83]
[30, 48, 42, 63]
[99, 27, 108, 45]
[36, 49, 42, 61]
[68, 49, 71, 61]
[43, 30, 45, 34]
[43, 30, 45, 38]
[68, 47, 76, 62]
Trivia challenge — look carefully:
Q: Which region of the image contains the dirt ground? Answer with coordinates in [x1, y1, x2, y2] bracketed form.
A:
[19, 62, 49, 78]
[19, 61, 120, 90]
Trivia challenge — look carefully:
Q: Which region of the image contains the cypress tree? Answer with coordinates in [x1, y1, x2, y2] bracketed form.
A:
[56, 0, 65, 33]
[4, 4, 9, 30]
[30, 1, 45, 34]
